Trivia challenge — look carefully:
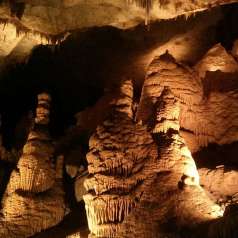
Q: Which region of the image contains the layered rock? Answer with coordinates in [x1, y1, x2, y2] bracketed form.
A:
[137, 45, 238, 152]
[117, 88, 223, 238]
[0, 0, 237, 37]
[84, 80, 159, 237]
[0, 92, 66, 238]
[199, 166, 238, 204]
[67, 232, 81, 238]
[83, 79, 223, 237]
[195, 43, 238, 78]
[125, 44, 238, 237]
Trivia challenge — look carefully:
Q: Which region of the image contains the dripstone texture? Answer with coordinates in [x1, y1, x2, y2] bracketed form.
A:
[83, 79, 223, 238]
[0, 93, 66, 238]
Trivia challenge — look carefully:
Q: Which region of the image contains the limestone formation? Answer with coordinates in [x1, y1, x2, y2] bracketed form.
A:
[195, 43, 238, 78]
[67, 232, 81, 238]
[137, 45, 238, 152]
[83, 79, 224, 237]
[117, 88, 223, 238]
[17, 92, 55, 193]
[0, 2, 238, 237]
[0, 0, 236, 38]
[82, 41, 238, 237]
[75, 170, 88, 202]
[0, 92, 66, 238]
[84, 79, 158, 237]
[199, 166, 238, 203]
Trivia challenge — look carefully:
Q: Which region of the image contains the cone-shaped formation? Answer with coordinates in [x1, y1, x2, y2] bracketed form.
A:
[195, 43, 238, 78]
[116, 87, 222, 238]
[137, 47, 238, 152]
[84, 80, 159, 237]
[0, 92, 66, 238]
[114, 45, 238, 237]
[17, 92, 55, 193]
[83, 78, 221, 237]
[154, 88, 199, 187]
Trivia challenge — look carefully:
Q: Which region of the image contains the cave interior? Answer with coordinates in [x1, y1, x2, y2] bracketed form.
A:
[0, 1, 238, 238]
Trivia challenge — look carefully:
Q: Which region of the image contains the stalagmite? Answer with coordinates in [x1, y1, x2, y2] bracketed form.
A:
[83, 75, 225, 237]
[115, 87, 223, 238]
[17, 92, 55, 193]
[84, 79, 159, 237]
[137, 49, 238, 153]
[195, 44, 238, 78]
[0, 92, 66, 238]
[112, 45, 238, 237]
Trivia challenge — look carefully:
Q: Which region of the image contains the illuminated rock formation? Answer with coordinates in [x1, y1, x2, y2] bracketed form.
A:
[0, 92, 66, 238]
[117, 88, 223, 238]
[195, 43, 238, 78]
[137, 46, 238, 152]
[199, 166, 238, 204]
[84, 79, 223, 237]
[83, 42, 238, 237]
[84, 79, 158, 237]
[124, 45, 238, 237]
[0, 2, 238, 237]
[67, 232, 81, 238]
[0, 0, 236, 38]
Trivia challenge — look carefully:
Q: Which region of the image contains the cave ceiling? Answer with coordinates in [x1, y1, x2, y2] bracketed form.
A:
[0, 0, 238, 35]
[0, 0, 238, 66]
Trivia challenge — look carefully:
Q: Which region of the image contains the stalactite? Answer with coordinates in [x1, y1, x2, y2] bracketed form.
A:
[127, 0, 153, 25]
[9, 0, 26, 19]
[0, 17, 69, 45]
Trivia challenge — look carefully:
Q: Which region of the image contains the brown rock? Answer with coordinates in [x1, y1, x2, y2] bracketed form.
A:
[0, 92, 66, 238]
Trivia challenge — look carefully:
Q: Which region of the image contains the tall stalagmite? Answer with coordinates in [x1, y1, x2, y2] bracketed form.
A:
[83, 78, 224, 237]
[137, 48, 238, 153]
[0, 92, 66, 238]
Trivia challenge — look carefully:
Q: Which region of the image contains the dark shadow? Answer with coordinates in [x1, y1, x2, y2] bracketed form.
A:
[30, 201, 89, 238]
[9, 0, 26, 19]
[193, 141, 238, 169]
[203, 71, 238, 99]
[216, 3, 238, 50]
[0, 160, 15, 204]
